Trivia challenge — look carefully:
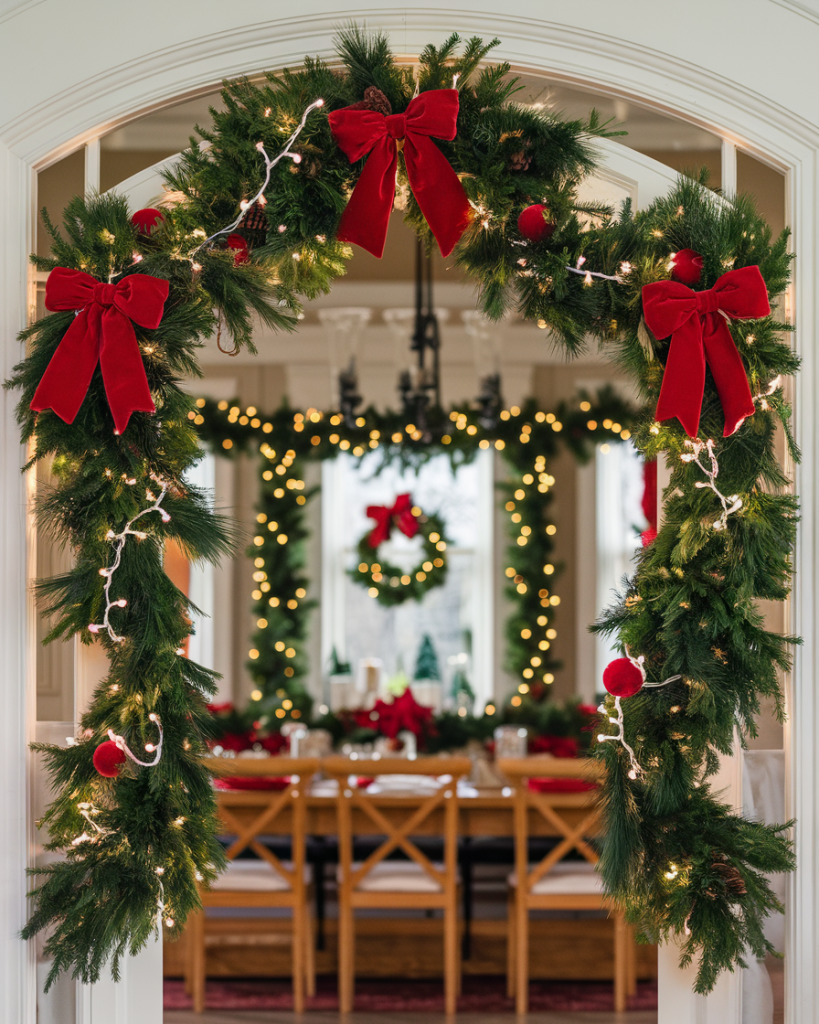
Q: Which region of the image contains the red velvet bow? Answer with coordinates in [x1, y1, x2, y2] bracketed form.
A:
[31, 267, 169, 435]
[642, 265, 769, 437]
[366, 493, 420, 549]
[328, 89, 472, 259]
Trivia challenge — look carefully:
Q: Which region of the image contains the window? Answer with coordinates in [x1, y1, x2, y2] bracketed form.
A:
[321, 450, 494, 706]
[594, 442, 647, 690]
[185, 452, 216, 671]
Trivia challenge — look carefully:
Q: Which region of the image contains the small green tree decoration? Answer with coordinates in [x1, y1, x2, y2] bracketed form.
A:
[414, 634, 441, 682]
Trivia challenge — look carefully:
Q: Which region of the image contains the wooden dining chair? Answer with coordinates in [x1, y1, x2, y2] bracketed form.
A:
[322, 755, 472, 1015]
[187, 756, 321, 1013]
[498, 756, 635, 1014]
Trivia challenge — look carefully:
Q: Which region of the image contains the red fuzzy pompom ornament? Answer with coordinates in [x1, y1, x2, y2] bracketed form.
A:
[226, 233, 250, 266]
[131, 208, 164, 235]
[670, 248, 703, 286]
[602, 657, 645, 699]
[93, 740, 126, 778]
[517, 204, 556, 244]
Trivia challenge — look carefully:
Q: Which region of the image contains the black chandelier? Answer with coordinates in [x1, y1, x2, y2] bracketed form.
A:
[336, 238, 502, 434]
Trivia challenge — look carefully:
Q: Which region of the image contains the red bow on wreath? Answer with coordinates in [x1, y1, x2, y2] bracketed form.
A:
[328, 89, 472, 259]
[642, 265, 769, 438]
[31, 267, 169, 435]
[366, 493, 420, 549]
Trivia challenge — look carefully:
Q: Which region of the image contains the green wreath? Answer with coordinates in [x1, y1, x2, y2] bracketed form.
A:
[349, 500, 450, 607]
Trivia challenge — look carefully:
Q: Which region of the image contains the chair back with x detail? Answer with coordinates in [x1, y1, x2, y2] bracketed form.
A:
[498, 756, 633, 1014]
[189, 756, 321, 1014]
[214, 756, 321, 887]
[323, 755, 472, 1014]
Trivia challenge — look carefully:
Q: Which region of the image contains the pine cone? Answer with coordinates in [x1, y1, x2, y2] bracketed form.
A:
[238, 201, 268, 247]
[300, 155, 322, 179]
[240, 201, 267, 232]
[711, 859, 747, 898]
[346, 86, 392, 115]
[508, 150, 532, 172]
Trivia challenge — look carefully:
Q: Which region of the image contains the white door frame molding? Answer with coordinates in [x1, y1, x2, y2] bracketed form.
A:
[2, 5, 816, 1022]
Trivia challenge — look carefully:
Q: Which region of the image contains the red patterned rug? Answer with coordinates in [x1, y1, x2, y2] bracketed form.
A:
[164, 975, 658, 1012]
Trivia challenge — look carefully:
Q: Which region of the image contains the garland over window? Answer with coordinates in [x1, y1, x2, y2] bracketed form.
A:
[193, 388, 636, 717]
[11, 27, 796, 995]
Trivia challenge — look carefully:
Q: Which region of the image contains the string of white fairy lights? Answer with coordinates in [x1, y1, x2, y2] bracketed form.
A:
[680, 438, 743, 532]
[108, 713, 164, 768]
[190, 96, 325, 263]
[569, 254, 629, 285]
[82, 471, 169, 851]
[88, 474, 171, 643]
[597, 650, 681, 779]
[597, 695, 643, 779]
[70, 802, 112, 847]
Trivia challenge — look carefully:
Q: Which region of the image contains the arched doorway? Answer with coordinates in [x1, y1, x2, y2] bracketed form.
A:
[2, 8, 816, 1023]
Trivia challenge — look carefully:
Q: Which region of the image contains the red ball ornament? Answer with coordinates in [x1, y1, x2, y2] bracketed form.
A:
[670, 248, 703, 286]
[226, 233, 250, 266]
[93, 740, 126, 778]
[602, 657, 645, 699]
[131, 208, 164, 235]
[517, 204, 556, 244]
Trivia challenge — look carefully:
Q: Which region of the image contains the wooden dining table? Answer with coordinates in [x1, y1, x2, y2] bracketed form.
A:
[162, 757, 657, 984]
[206, 755, 603, 839]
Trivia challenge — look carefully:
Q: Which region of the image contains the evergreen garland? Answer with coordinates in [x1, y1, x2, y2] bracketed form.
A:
[162, 28, 616, 313]
[8, 192, 290, 986]
[536, 177, 798, 991]
[7, 22, 797, 994]
[193, 387, 636, 722]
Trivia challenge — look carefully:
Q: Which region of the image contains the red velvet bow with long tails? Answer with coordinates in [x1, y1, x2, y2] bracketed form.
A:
[31, 267, 169, 435]
[366, 493, 420, 549]
[642, 264, 769, 437]
[328, 89, 472, 259]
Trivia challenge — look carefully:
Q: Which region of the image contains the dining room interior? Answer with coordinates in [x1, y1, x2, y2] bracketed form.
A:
[26, 39, 792, 1024]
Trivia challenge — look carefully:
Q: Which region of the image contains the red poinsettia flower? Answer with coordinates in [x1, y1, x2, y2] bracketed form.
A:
[259, 731, 289, 755]
[357, 690, 434, 740]
[529, 734, 579, 758]
[213, 730, 252, 753]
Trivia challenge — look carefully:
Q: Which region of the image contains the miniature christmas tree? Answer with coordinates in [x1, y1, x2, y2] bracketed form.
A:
[328, 646, 352, 676]
[450, 667, 475, 712]
[414, 634, 441, 682]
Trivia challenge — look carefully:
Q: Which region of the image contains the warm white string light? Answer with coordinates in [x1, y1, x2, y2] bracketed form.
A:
[597, 648, 682, 779]
[71, 802, 112, 846]
[624, 645, 682, 691]
[597, 696, 642, 779]
[192, 97, 325, 256]
[89, 477, 171, 643]
[752, 374, 782, 410]
[107, 713, 164, 768]
[155, 874, 175, 929]
[681, 438, 743, 531]
[565, 254, 626, 285]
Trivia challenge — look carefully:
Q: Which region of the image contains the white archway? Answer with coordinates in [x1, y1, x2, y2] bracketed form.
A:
[2, 6, 817, 1022]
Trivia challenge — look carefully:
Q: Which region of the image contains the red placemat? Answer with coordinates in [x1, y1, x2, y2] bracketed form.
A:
[527, 777, 598, 793]
[214, 776, 290, 791]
